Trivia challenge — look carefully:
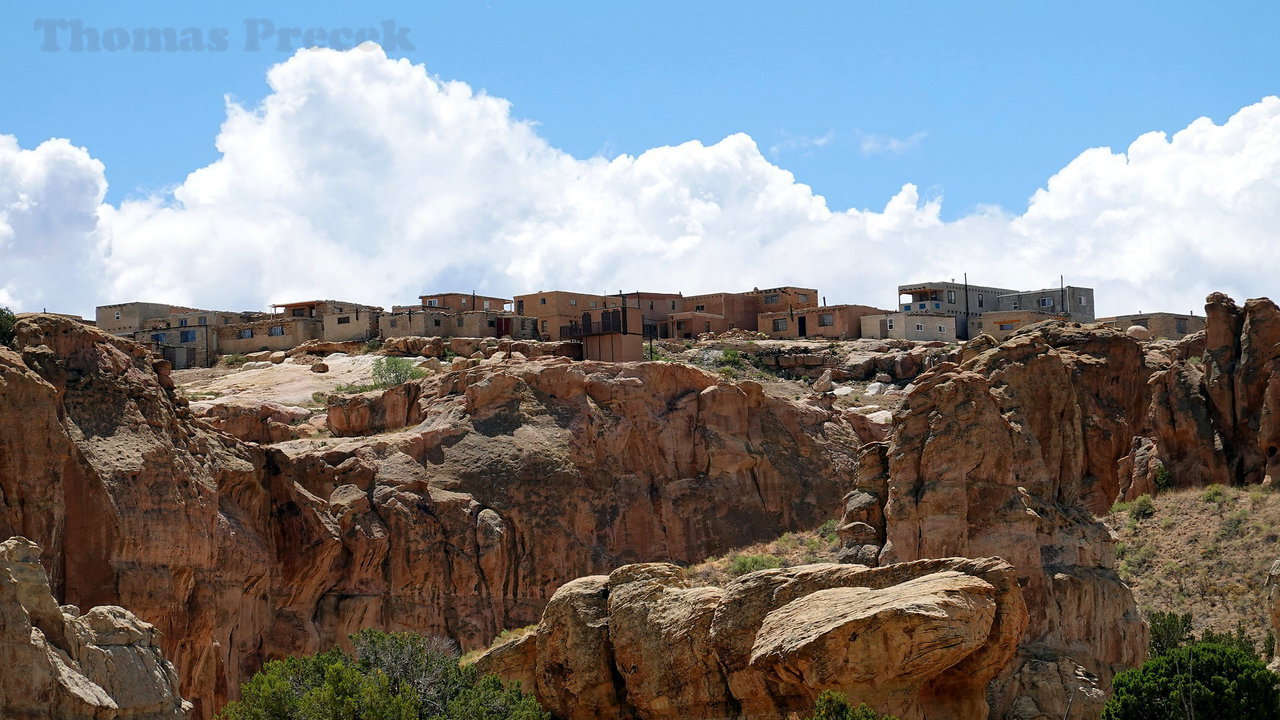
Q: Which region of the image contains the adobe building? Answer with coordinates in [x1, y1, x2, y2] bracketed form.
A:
[215, 316, 322, 356]
[971, 310, 1062, 341]
[96, 302, 174, 336]
[513, 291, 633, 341]
[379, 308, 538, 340]
[898, 280, 1094, 340]
[666, 291, 760, 338]
[758, 304, 887, 340]
[750, 286, 819, 313]
[418, 292, 510, 312]
[271, 300, 383, 343]
[132, 309, 265, 368]
[1097, 312, 1205, 340]
[860, 312, 958, 342]
[608, 291, 684, 336]
[558, 305, 653, 362]
[897, 281, 1019, 340]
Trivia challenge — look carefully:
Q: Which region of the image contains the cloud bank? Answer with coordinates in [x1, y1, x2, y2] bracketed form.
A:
[2, 45, 1278, 318]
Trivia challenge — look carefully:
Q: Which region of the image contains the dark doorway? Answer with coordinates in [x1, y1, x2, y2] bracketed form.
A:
[797, 316, 807, 337]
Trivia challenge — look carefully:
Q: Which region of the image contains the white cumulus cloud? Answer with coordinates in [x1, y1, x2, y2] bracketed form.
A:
[0, 45, 1278, 320]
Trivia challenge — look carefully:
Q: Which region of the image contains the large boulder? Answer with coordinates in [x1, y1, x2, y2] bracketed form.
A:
[0, 536, 188, 719]
[477, 557, 1026, 720]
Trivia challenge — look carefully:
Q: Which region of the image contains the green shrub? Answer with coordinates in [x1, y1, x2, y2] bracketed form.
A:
[808, 690, 900, 720]
[1102, 642, 1279, 719]
[222, 354, 249, 368]
[1203, 484, 1228, 504]
[0, 306, 14, 346]
[644, 345, 665, 361]
[311, 391, 330, 405]
[1200, 622, 1257, 657]
[216, 629, 549, 720]
[363, 338, 384, 354]
[817, 519, 840, 542]
[1153, 465, 1174, 490]
[719, 348, 746, 369]
[1129, 494, 1156, 520]
[372, 357, 427, 387]
[728, 554, 783, 576]
[1147, 611, 1193, 658]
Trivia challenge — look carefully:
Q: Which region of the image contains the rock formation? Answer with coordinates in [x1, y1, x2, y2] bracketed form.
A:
[0, 536, 188, 719]
[876, 322, 1149, 719]
[475, 557, 1026, 720]
[0, 315, 860, 717]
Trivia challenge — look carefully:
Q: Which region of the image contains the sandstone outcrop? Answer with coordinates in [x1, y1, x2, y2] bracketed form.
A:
[189, 400, 312, 445]
[875, 321, 1149, 719]
[0, 315, 858, 717]
[476, 557, 1026, 720]
[0, 536, 188, 719]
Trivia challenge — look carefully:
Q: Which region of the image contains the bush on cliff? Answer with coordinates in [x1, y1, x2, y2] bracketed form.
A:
[217, 629, 548, 720]
[1102, 642, 1279, 720]
[808, 690, 900, 720]
[371, 356, 427, 387]
[0, 306, 14, 347]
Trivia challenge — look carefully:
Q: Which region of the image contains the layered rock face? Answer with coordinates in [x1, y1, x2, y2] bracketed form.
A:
[877, 323, 1149, 719]
[0, 536, 188, 719]
[476, 557, 1026, 720]
[0, 315, 859, 717]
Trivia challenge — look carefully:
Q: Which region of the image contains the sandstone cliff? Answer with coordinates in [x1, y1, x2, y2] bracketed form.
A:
[0, 315, 859, 717]
[475, 557, 1026, 720]
[0, 536, 188, 719]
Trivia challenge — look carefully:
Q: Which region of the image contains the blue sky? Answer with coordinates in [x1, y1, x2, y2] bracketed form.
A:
[3, 1, 1280, 317]
[5, 1, 1276, 215]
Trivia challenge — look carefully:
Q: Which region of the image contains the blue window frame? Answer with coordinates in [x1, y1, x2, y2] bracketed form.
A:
[179, 330, 196, 343]
[150, 333, 165, 343]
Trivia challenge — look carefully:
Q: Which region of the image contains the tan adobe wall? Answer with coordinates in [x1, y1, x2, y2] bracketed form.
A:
[1099, 313, 1205, 340]
[419, 293, 509, 311]
[95, 302, 171, 336]
[215, 318, 321, 355]
[759, 305, 884, 340]
[973, 310, 1062, 341]
[860, 313, 956, 342]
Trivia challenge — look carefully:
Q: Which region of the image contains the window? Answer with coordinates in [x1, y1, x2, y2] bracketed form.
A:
[336, 316, 351, 324]
[483, 301, 491, 310]
[676, 321, 686, 331]
[291, 308, 306, 317]
[887, 318, 895, 330]
[180, 330, 196, 343]
[670, 301, 676, 310]
[938, 325, 945, 333]
[590, 301, 598, 308]
[434, 319, 441, 327]
[930, 291, 938, 301]
[934, 303, 941, 309]
[704, 321, 711, 332]
[902, 305, 912, 311]
[198, 316, 207, 325]
[114, 311, 121, 321]
[1011, 300, 1020, 310]
[1038, 297, 1054, 308]
[819, 313, 834, 327]
[1176, 318, 1188, 334]
[977, 295, 984, 308]
[238, 329, 254, 339]
[457, 317, 464, 327]
[918, 303, 926, 310]
[540, 320, 547, 331]
[540, 298, 547, 305]
[151, 333, 166, 343]
[947, 290, 956, 304]
[1133, 318, 1149, 328]
[695, 305, 706, 312]
[649, 302, 654, 310]
[915, 323, 924, 332]
[389, 318, 398, 328]
[488, 319, 496, 327]
[224, 318, 232, 324]
[1077, 295, 1086, 306]
[426, 299, 439, 307]
[772, 318, 787, 331]
[269, 326, 285, 336]
[764, 294, 780, 304]
[999, 323, 1015, 331]
[797, 293, 809, 303]
[178, 318, 188, 327]
[569, 299, 577, 306]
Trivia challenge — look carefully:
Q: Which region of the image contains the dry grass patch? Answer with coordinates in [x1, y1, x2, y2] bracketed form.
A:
[684, 520, 842, 586]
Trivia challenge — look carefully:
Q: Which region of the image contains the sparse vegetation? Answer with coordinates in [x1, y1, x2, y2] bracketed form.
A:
[216, 629, 548, 720]
[728, 553, 783, 576]
[373, 356, 427, 386]
[1202, 484, 1228, 505]
[311, 391, 330, 405]
[808, 690, 900, 720]
[221, 354, 249, 368]
[1154, 464, 1174, 490]
[363, 337, 384, 354]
